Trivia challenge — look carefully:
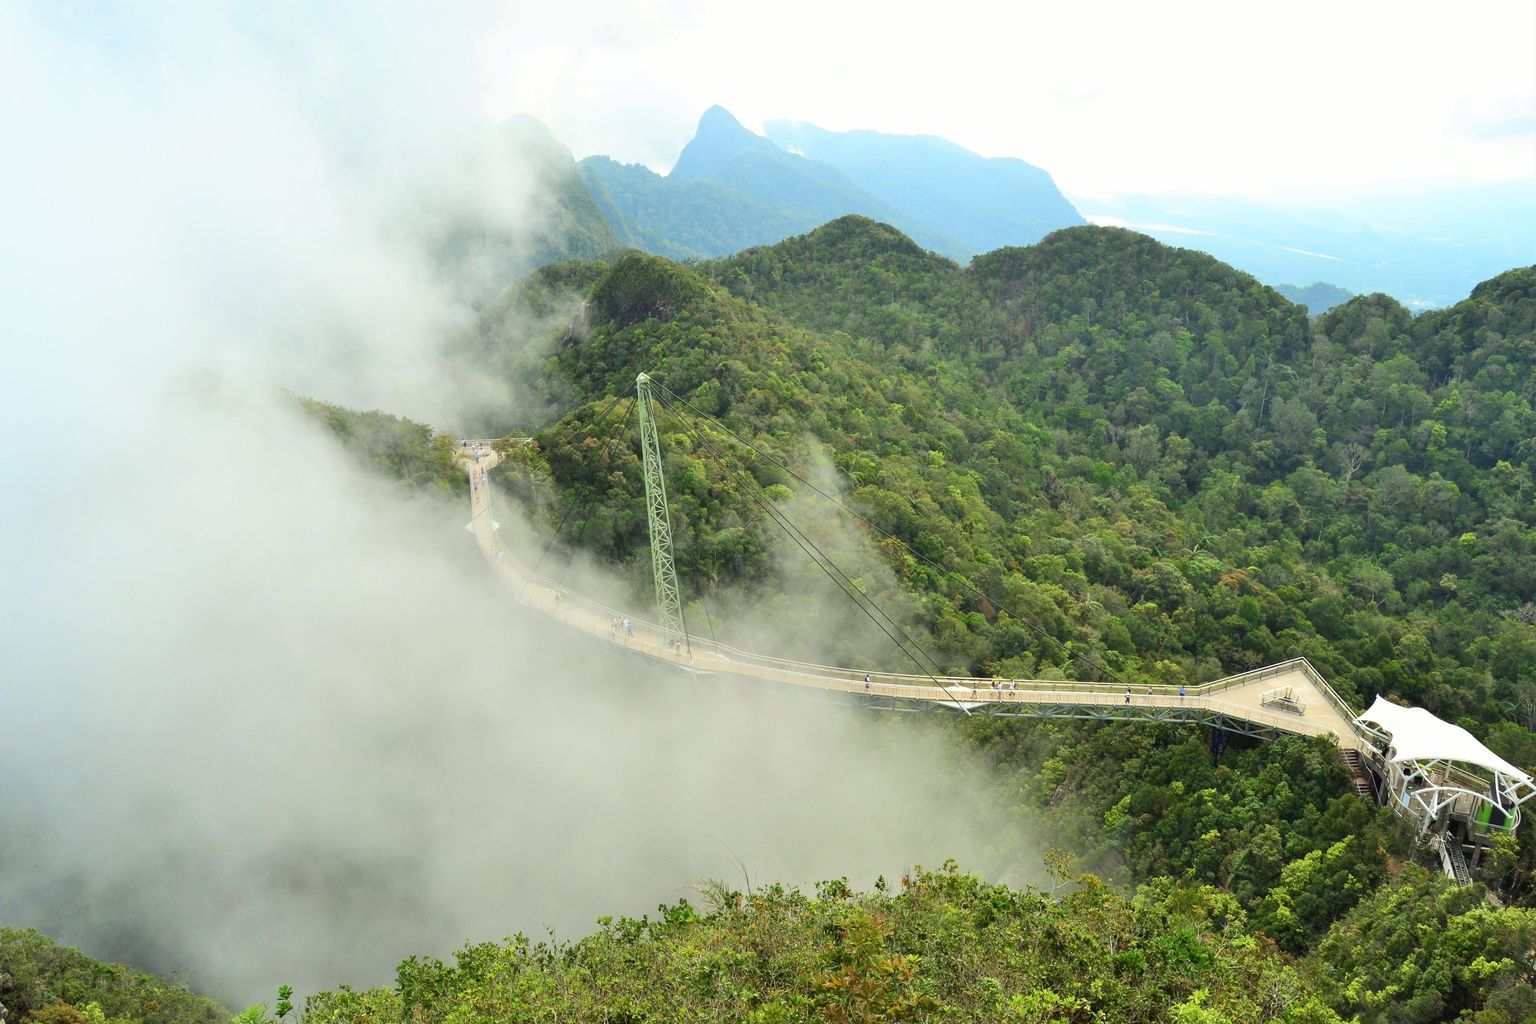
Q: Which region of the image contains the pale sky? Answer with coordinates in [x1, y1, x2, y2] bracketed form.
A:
[480, 0, 1536, 198]
[7, 0, 1534, 200]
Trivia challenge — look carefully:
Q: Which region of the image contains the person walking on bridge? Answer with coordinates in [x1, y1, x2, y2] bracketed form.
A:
[1125, 688, 1132, 704]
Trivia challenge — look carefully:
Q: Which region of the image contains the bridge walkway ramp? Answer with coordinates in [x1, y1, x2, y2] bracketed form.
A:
[464, 448, 1365, 750]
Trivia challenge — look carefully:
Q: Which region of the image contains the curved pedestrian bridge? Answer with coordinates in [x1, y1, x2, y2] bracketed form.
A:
[464, 446, 1368, 751]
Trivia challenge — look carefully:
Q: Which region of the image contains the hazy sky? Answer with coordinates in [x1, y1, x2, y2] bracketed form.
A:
[11, 0, 1533, 203]
[481, 0, 1536, 197]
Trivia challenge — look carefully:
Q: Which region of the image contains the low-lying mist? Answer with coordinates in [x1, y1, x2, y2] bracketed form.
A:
[0, 1, 1045, 1008]
[1, 388, 1041, 1002]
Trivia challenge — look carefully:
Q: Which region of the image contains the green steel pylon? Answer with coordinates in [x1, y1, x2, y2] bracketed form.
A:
[635, 373, 688, 648]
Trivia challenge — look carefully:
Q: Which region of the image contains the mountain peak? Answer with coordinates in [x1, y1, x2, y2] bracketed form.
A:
[670, 105, 769, 181]
[495, 113, 574, 169]
[697, 105, 752, 137]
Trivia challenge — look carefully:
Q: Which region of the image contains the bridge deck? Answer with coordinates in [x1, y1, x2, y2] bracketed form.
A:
[465, 448, 1365, 750]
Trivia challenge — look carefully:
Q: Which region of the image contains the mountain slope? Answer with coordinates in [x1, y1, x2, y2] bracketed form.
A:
[764, 119, 1083, 251]
[485, 220, 1536, 737]
[581, 106, 967, 260]
[580, 155, 810, 261]
[428, 114, 618, 306]
[460, 222, 1536, 939]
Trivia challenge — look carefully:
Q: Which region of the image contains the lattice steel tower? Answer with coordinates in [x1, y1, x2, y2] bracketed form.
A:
[635, 373, 687, 649]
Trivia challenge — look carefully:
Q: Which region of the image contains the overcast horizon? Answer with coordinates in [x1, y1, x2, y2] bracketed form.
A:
[10, 1, 1533, 205]
[485, 0, 1535, 200]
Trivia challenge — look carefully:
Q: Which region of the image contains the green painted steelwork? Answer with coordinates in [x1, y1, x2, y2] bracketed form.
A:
[635, 373, 687, 648]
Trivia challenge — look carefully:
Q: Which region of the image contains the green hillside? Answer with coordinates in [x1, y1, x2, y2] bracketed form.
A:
[0, 928, 227, 1024]
[487, 221, 1535, 734]
[269, 220, 1536, 1021]
[293, 862, 1536, 1024]
[580, 155, 811, 261]
[468, 220, 1536, 918]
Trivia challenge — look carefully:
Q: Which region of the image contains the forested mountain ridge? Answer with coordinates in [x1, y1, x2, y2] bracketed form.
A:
[480, 220, 1535, 749]
[269, 223, 1536, 1020]
[580, 154, 809, 261]
[0, 927, 228, 1024]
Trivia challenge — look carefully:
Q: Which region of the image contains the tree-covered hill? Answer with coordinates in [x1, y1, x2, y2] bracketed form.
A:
[463, 224, 1536, 914]
[15, 863, 1536, 1023]
[481, 221, 1534, 738]
[294, 862, 1536, 1024]
[0, 928, 227, 1024]
[581, 155, 811, 261]
[251, 219, 1536, 1022]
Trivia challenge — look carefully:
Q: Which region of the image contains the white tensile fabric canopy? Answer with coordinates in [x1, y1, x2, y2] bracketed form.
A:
[1358, 696, 1532, 786]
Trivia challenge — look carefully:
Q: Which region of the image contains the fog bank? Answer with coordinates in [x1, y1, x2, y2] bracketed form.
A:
[0, 2, 1042, 1005]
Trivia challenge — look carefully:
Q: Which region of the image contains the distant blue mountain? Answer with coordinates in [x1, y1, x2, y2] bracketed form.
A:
[763, 120, 1083, 252]
[1274, 281, 1355, 314]
[581, 106, 1082, 263]
[1073, 186, 1536, 308]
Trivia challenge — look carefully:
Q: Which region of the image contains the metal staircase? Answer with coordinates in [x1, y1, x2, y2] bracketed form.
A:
[1433, 833, 1474, 886]
[1340, 748, 1375, 799]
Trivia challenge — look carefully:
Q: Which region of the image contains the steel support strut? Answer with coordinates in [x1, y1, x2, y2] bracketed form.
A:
[635, 373, 688, 649]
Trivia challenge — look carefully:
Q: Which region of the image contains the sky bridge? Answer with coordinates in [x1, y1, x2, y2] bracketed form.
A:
[464, 444, 1361, 745]
[456, 373, 1535, 871]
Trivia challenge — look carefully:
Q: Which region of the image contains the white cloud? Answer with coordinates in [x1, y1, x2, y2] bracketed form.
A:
[479, 0, 1536, 196]
[0, 2, 1043, 1005]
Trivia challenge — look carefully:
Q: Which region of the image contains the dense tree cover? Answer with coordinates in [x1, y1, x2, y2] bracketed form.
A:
[446, 224, 1536, 1022]
[13, 865, 1536, 1024]
[0, 928, 227, 1024]
[257, 221, 1536, 1021]
[296, 863, 1362, 1024]
[1307, 868, 1536, 1023]
[486, 222, 1535, 743]
[954, 724, 1414, 947]
[294, 398, 464, 497]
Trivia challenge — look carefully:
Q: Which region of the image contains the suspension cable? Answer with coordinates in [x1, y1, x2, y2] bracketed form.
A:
[657, 383, 1128, 687]
[657, 391, 971, 715]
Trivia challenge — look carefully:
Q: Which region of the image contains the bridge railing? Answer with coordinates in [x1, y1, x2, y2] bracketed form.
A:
[502, 548, 1364, 707]
[471, 460, 1366, 743]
